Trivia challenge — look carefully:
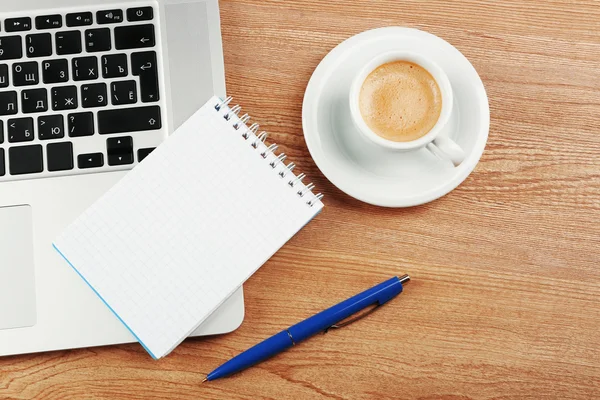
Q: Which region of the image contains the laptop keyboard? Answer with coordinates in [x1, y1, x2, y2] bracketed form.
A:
[0, 3, 167, 182]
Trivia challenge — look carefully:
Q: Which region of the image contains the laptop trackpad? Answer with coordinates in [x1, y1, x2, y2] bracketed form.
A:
[0, 205, 36, 330]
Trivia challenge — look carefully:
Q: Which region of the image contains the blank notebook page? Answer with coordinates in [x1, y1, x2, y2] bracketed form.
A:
[54, 96, 323, 359]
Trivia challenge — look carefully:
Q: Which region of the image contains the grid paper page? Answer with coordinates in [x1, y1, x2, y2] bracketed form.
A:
[54, 97, 323, 359]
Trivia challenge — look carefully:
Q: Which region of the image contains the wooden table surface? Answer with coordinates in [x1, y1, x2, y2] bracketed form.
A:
[2, 0, 600, 399]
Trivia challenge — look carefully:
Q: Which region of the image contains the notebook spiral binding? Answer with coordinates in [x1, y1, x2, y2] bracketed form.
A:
[215, 96, 324, 207]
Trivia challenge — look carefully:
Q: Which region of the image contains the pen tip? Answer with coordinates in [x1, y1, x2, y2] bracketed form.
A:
[202, 378, 208, 383]
[398, 274, 410, 284]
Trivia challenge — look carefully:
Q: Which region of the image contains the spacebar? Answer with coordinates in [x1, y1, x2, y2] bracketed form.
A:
[98, 106, 162, 135]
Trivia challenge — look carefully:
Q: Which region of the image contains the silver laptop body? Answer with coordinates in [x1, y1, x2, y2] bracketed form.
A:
[0, 0, 244, 357]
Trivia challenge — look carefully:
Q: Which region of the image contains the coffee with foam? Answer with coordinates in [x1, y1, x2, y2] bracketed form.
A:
[358, 61, 442, 142]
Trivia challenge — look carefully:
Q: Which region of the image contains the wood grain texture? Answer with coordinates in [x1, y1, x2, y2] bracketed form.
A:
[2, 0, 600, 398]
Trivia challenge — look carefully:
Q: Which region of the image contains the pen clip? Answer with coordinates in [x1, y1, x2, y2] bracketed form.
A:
[324, 302, 381, 333]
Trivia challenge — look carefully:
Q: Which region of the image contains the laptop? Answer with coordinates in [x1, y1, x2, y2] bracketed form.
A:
[0, 0, 245, 357]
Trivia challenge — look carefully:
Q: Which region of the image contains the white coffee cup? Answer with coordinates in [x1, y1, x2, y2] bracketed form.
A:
[349, 51, 465, 166]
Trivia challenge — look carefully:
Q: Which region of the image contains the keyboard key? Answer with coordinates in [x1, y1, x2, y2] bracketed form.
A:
[72, 56, 98, 81]
[68, 112, 94, 137]
[0, 121, 3, 143]
[0, 149, 4, 176]
[81, 83, 108, 108]
[107, 136, 134, 166]
[12, 62, 39, 86]
[107, 136, 133, 153]
[7, 118, 34, 143]
[97, 10, 124, 24]
[131, 51, 159, 102]
[56, 31, 82, 55]
[78, 152, 104, 169]
[51, 86, 78, 110]
[111, 80, 137, 105]
[138, 147, 155, 162]
[5, 17, 32, 32]
[35, 15, 63, 30]
[0, 91, 18, 115]
[26, 33, 52, 58]
[47, 142, 73, 172]
[98, 106, 161, 135]
[38, 115, 64, 140]
[85, 28, 111, 52]
[9, 145, 43, 175]
[127, 7, 154, 22]
[0, 36, 23, 61]
[66, 12, 93, 27]
[115, 24, 155, 50]
[0, 64, 8, 87]
[102, 54, 128, 78]
[42, 59, 69, 83]
[21, 88, 48, 113]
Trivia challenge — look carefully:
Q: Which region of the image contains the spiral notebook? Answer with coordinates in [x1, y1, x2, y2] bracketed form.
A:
[53, 96, 323, 359]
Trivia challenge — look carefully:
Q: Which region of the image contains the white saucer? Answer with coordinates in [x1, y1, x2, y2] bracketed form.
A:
[302, 27, 490, 207]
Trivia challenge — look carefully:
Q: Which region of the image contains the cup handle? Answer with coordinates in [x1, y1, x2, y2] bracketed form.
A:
[426, 136, 466, 167]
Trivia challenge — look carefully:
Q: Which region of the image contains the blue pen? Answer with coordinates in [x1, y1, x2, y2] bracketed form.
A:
[203, 275, 410, 382]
